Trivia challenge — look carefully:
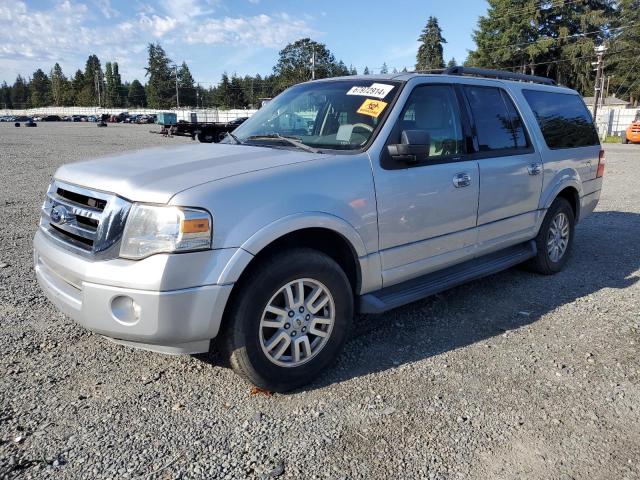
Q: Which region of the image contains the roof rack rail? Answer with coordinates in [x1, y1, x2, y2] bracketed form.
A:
[443, 66, 556, 86]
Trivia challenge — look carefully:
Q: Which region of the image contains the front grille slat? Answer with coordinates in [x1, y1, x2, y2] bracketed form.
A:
[40, 180, 131, 258]
[46, 192, 103, 217]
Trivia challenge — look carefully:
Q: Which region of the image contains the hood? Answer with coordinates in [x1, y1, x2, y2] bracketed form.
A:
[55, 143, 322, 204]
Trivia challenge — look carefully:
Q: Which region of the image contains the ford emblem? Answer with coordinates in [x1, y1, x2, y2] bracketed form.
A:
[50, 205, 71, 225]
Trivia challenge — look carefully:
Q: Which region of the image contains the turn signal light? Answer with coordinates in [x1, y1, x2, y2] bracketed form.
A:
[596, 149, 605, 178]
[181, 218, 210, 234]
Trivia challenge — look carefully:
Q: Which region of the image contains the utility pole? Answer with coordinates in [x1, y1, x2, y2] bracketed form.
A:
[592, 45, 606, 121]
[94, 69, 101, 107]
[311, 48, 316, 80]
[175, 65, 180, 108]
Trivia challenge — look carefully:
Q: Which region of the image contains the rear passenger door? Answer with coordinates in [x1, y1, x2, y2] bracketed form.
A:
[461, 85, 543, 251]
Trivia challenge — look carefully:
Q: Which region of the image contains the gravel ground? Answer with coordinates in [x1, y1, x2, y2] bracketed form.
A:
[0, 123, 639, 480]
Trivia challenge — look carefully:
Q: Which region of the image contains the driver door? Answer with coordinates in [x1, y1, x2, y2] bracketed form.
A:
[374, 84, 479, 287]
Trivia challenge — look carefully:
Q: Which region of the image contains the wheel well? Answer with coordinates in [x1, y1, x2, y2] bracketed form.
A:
[241, 228, 361, 293]
[556, 187, 580, 221]
[216, 228, 361, 341]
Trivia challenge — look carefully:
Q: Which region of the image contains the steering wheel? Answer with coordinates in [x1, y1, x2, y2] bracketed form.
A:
[352, 123, 374, 133]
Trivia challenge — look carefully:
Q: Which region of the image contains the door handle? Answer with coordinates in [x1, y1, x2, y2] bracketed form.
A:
[453, 172, 471, 188]
[527, 163, 543, 175]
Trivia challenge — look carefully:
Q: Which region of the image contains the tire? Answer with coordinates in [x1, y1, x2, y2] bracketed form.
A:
[197, 132, 214, 143]
[525, 197, 575, 275]
[219, 248, 354, 392]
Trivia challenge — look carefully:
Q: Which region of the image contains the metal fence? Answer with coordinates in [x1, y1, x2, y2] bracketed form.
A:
[594, 107, 639, 138]
[0, 107, 258, 123]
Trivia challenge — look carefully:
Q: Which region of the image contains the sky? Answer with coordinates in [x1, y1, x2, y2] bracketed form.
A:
[0, 0, 489, 86]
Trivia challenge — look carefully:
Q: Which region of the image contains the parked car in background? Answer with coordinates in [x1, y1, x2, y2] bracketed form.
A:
[34, 68, 604, 391]
[13, 116, 33, 122]
[42, 115, 62, 122]
[623, 111, 640, 144]
[0, 116, 15, 122]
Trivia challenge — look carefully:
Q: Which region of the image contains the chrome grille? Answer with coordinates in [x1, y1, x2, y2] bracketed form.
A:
[40, 180, 131, 258]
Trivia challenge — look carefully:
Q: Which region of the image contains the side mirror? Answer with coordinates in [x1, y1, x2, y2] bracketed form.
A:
[387, 130, 430, 164]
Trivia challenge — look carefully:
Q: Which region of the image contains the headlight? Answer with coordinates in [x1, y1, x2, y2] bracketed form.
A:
[119, 204, 212, 259]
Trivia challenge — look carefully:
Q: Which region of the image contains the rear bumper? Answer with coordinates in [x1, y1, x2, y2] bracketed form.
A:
[579, 177, 602, 222]
[34, 230, 234, 354]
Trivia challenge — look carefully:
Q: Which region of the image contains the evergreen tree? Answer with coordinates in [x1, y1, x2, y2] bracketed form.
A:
[11, 75, 30, 108]
[213, 73, 232, 108]
[145, 43, 175, 108]
[105, 62, 115, 107]
[380, 62, 389, 74]
[29, 69, 51, 107]
[416, 16, 447, 70]
[349, 64, 358, 75]
[273, 38, 341, 91]
[50, 63, 69, 106]
[363, 66, 370, 75]
[128, 79, 147, 107]
[1, 81, 12, 109]
[466, 0, 614, 93]
[103, 61, 124, 107]
[447, 57, 457, 68]
[78, 54, 104, 105]
[608, 0, 640, 102]
[70, 70, 85, 106]
[177, 62, 196, 106]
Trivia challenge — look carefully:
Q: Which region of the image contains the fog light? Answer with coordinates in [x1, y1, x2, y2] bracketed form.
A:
[111, 296, 141, 325]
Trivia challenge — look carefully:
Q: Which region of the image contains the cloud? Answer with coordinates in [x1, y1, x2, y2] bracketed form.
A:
[185, 13, 314, 47]
[0, 0, 315, 82]
[95, 0, 119, 19]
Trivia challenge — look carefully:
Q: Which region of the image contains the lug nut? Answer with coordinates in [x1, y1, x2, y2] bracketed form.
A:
[291, 331, 297, 336]
[305, 314, 311, 320]
[284, 323, 290, 329]
[301, 327, 307, 333]
[288, 310, 295, 318]
[299, 306, 305, 313]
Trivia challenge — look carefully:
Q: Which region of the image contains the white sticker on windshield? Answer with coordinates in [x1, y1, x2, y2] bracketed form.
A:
[347, 83, 395, 99]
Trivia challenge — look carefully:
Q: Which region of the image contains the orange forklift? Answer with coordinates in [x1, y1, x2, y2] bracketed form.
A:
[623, 111, 640, 144]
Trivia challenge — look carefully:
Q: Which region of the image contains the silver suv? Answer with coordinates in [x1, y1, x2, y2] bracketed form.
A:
[34, 68, 604, 391]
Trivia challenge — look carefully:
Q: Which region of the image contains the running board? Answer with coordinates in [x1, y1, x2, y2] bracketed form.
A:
[359, 241, 536, 314]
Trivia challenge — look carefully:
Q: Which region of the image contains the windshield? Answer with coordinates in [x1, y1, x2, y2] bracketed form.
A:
[225, 79, 402, 151]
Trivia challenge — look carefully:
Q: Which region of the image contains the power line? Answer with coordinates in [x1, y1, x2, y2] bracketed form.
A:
[479, 21, 638, 54]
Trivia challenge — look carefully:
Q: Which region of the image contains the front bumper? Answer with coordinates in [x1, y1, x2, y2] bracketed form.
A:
[33, 230, 235, 354]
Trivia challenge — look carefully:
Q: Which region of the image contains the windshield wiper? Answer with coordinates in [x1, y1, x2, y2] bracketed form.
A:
[224, 131, 242, 145]
[245, 134, 320, 154]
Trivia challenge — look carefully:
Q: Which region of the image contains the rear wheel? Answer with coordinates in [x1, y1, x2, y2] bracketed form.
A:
[525, 197, 575, 275]
[219, 248, 354, 392]
[197, 131, 215, 143]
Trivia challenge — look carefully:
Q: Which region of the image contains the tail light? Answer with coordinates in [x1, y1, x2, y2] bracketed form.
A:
[596, 149, 605, 178]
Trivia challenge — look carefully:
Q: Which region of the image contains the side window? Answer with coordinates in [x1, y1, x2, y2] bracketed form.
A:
[464, 86, 529, 152]
[394, 85, 464, 159]
[522, 90, 599, 149]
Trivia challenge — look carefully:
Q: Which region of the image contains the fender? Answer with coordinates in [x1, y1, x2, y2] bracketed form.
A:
[539, 168, 582, 212]
[215, 212, 372, 287]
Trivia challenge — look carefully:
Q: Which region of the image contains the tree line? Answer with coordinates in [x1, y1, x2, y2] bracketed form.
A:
[2, 1, 638, 110]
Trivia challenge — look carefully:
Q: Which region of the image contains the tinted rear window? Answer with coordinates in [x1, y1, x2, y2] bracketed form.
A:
[522, 90, 599, 149]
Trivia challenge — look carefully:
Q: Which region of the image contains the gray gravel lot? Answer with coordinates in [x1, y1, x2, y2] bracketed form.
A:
[1, 123, 639, 480]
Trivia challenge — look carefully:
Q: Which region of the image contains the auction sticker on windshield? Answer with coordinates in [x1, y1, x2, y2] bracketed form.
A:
[357, 99, 388, 118]
[347, 83, 395, 99]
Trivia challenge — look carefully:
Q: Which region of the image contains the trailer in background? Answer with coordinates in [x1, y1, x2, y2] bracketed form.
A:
[153, 112, 249, 143]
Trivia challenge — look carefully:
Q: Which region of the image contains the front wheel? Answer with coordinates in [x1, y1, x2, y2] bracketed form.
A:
[219, 248, 354, 392]
[525, 197, 575, 275]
